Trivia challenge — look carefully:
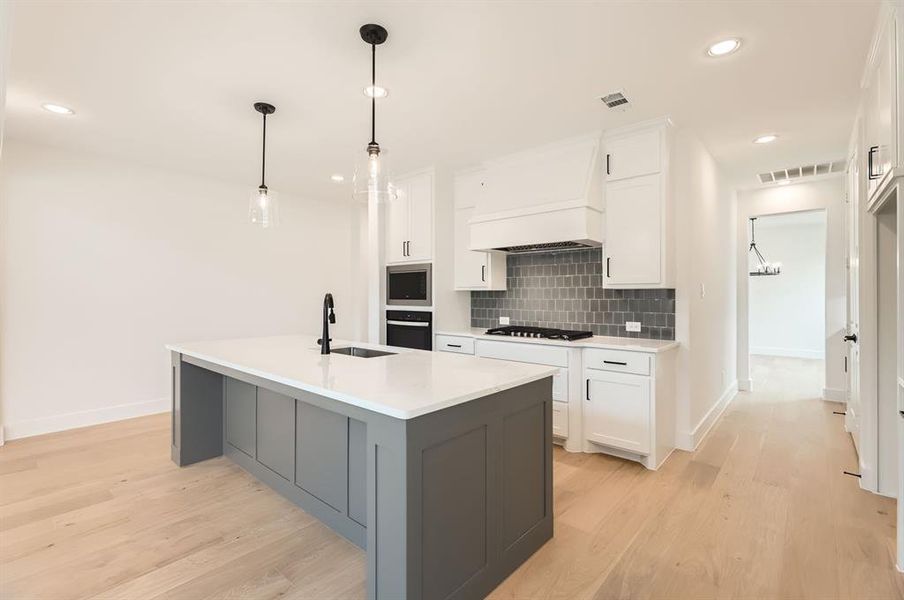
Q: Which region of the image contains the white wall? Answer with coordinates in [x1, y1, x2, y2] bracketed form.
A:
[736, 177, 846, 399]
[749, 211, 827, 359]
[0, 141, 360, 439]
[672, 128, 738, 450]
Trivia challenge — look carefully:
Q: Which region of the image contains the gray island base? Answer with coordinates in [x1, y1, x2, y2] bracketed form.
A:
[170, 351, 553, 600]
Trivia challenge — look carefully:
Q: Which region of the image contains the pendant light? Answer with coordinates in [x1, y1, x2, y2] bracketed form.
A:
[353, 24, 395, 203]
[748, 217, 782, 276]
[250, 102, 279, 227]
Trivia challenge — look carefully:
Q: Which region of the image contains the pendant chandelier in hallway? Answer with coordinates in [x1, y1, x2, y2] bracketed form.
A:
[748, 217, 782, 276]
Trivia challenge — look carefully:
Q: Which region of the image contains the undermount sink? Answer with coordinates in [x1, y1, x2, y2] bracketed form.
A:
[331, 346, 396, 358]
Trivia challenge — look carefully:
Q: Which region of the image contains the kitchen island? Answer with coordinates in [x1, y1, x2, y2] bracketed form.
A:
[167, 335, 556, 600]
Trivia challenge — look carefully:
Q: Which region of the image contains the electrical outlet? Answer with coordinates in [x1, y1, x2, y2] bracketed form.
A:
[499, 316, 510, 325]
[626, 321, 641, 332]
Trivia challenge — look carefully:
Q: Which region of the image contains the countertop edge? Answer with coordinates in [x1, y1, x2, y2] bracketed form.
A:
[166, 344, 558, 420]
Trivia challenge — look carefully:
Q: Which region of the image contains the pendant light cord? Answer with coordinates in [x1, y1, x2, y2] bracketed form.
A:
[370, 43, 377, 146]
[260, 112, 268, 188]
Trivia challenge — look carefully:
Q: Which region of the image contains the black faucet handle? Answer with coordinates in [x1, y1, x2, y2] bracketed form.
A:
[317, 337, 333, 344]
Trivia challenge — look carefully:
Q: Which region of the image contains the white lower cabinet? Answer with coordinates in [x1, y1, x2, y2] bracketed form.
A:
[582, 347, 675, 470]
[552, 402, 569, 438]
[584, 369, 651, 455]
[435, 335, 676, 466]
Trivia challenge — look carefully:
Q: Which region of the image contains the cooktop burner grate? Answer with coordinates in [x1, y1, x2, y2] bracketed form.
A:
[484, 325, 593, 341]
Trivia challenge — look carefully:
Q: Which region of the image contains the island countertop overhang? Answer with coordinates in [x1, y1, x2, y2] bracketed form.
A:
[166, 334, 557, 420]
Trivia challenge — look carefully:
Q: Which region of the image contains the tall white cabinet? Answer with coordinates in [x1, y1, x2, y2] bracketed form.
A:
[453, 169, 507, 290]
[385, 170, 434, 264]
[602, 119, 673, 288]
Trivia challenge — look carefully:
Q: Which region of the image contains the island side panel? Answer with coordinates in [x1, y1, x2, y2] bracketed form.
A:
[171, 351, 224, 466]
[366, 414, 410, 600]
[403, 376, 554, 600]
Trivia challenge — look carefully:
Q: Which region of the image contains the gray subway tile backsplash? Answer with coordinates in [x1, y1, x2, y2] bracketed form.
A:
[470, 247, 675, 340]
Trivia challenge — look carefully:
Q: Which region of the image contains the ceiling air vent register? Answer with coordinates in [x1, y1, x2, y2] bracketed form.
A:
[757, 160, 845, 185]
[600, 90, 630, 110]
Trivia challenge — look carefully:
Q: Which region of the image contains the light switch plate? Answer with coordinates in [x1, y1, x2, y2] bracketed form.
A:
[499, 316, 510, 325]
[625, 321, 641, 332]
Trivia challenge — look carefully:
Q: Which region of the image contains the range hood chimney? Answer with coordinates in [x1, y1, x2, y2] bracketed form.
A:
[469, 135, 605, 253]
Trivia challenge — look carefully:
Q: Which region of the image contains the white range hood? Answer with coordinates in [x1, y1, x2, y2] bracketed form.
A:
[469, 135, 605, 253]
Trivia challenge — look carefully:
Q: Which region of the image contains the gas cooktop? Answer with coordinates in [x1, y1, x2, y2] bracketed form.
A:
[484, 325, 593, 341]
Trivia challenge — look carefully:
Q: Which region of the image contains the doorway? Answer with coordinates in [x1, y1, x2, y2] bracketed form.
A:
[747, 210, 828, 396]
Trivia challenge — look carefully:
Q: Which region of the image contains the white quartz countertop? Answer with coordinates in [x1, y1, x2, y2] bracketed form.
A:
[435, 328, 679, 353]
[167, 335, 557, 420]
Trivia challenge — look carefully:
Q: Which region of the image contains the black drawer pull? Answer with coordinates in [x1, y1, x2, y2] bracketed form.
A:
[603, 360, 628, 366]
[586, 378, 590, 401]
[446, 344, 462, 348]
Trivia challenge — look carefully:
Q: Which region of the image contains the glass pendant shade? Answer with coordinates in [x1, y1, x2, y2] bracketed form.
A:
[249, 186, 279, 228]
[352, 145, 396, 204]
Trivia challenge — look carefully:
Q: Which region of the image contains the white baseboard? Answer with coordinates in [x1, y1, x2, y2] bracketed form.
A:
[4, 397, 169, 441]
[822, 387, 847, 402]
[0, 425, 5, 447]
[750, 347, 825, 360]
[738, 378, 753, 391]
[676, 380, 738, 451]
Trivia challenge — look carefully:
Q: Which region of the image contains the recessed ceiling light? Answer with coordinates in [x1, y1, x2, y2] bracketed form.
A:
[330, 174, 345, 183]
[753, 134, 778, 144]
[707, 38, 741, 57]
[41, 103, 75, 115]
[363, 85, 388, 98]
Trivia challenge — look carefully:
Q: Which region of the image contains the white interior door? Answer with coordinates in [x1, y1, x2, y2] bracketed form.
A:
[846, 155, 862, 452]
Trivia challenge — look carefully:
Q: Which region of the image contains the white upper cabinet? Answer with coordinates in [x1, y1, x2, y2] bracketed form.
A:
[385, 171, 433, 264]
[864, 12, 898, 203]
[605, 174, 662, 286]
[602, 119, 672, 289]
[605, 129, 661, 181]
[453, 170, 506, 290]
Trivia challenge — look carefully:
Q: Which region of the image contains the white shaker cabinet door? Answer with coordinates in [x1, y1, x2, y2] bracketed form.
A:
[584, 369, 651, 455]
[604, 173, 662, 286]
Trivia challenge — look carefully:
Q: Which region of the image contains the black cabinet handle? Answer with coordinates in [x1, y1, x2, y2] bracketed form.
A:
[603, 360, 628, 366]
[586, 378, 591, 401]
[868, 146, 881, 180]
[606, 153, 611, 176]
[606, 257, 611, 278]
[481, 265, 486, 282]
[447, 344, 462, 348]
[843, 333, 858, 343]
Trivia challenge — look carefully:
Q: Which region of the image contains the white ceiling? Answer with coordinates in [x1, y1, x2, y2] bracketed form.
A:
[6, 1, 879, 201]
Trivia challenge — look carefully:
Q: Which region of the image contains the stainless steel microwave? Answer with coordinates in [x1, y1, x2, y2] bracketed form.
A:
[386, 263, 432, 306]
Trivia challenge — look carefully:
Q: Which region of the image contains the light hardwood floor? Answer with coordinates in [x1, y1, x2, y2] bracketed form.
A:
[1, 356, 901, 599]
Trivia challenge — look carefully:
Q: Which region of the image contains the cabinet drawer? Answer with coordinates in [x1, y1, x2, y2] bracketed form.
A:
[552, 403, 569, 438]
[436, 334, 475, 355]
[584, 348, 651, 376]
[476, 339, 569, 367]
